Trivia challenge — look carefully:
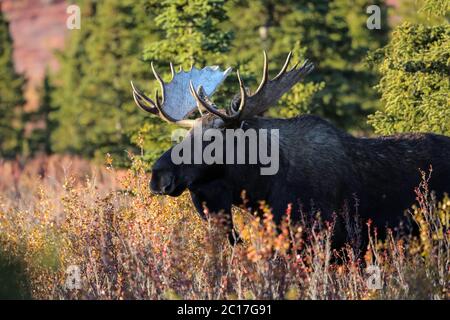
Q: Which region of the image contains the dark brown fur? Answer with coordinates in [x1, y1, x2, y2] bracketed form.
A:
[151, 114, 450, 245]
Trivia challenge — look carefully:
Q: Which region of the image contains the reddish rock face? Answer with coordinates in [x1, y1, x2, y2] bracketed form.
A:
[2, 0, 68, 109]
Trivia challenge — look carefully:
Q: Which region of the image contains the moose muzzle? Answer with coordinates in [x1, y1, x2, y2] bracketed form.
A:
[150, 170, 175, 195]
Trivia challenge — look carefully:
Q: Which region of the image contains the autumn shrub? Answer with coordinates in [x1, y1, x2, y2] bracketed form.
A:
[0, 155, 448, 300]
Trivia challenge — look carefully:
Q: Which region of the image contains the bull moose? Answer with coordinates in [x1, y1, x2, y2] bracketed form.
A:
[131, 51, 450, 246]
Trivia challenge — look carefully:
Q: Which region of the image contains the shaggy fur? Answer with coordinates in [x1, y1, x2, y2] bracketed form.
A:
[150, 115, 450, 245]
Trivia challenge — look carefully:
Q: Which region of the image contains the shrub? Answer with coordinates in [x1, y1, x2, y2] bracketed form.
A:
[368, 22, 450, 135]
[0, 155, 448, 299]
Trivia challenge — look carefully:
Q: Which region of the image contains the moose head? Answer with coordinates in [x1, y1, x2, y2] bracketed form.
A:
[131, 52, 314, 202]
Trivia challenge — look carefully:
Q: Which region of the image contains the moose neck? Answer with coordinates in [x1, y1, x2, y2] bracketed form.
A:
[225, 115, 353, 216]
[222, 117, 290, 210]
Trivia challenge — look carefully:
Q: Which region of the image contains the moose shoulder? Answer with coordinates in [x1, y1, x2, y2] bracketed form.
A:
[131, 51, 450, 245]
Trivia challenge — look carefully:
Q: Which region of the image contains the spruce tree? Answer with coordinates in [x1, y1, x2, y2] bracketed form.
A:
[394, 0, 449, 26]
[27, 74, 57, 155]
[368, 2, 449, 135]
[51, 0, 98, 154]
[0, 7, 25, 159]
[227, 0, 389, 131]
[52, 0, 158, 164]
[140, 0, 234, 162]
[144, 0, 233, 66]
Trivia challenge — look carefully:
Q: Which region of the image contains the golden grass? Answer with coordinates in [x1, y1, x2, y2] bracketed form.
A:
[0, 154, 448, 299]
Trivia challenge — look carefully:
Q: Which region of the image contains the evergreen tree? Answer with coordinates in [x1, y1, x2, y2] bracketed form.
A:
[0, 6, 25, 159]
[419, 0, 449, 20]
[394, 0, 449, 26]
[368, 13, 449, 135]
[144, 0, 233, 68]
[227, 0, 389, 131]
[140, 0, 234, 162]
[52, 0, 158, 164]
[52, 0, 98, 154]
[27, 74, 57, 155]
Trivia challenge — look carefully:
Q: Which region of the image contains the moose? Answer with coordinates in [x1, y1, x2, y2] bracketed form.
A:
[131, 51, 450, 246]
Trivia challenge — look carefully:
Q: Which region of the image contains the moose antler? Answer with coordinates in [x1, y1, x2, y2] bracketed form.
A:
[190, 51, 314, 123]
[131, 63, 232, 127]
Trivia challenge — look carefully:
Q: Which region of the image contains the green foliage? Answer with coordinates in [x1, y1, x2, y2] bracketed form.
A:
[0, 9, 25, 159]
[140, 0, 234, 162]
[6, 0, 450, 163]
[144, 0, 233, 67]
[227, 0, 389, 130]
[51, 0, 98, 155]
[26, 74, 57, 155]
[0, 250, 31, 299]
[394, 0, 449, 26]
[419, 0, 449, 18]
[52, 0, 158, 164]
[368, 23, 450, 135]
[48, 0, 391, 164]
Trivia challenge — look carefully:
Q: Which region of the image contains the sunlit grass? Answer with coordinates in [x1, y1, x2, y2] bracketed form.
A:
[0, 155, 448, 299]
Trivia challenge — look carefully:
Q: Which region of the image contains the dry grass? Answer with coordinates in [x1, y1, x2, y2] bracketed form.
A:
[0, 154, 448, 300]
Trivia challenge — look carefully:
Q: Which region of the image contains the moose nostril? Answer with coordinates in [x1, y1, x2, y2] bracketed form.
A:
[159, 175, 174, 194]
[150, 179, 163, 194]
[161, 182, 171, 193]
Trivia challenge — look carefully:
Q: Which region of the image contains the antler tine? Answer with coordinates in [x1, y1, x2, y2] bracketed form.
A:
[169, 62, 175, 80]
[131, 81, 194, 126]
[130, 81, 159, 114]
[229, 70, 247, 119]
[189, 81, 229, 120]
[132, 91, 156, 114]
[289, 59, 314, 84]
[273, 51, 292, 80]
[151, 62, 165, 104]
[254, 50, 269, 95]
[301, 59, 315, 75]
[231, 51, 314, 120]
